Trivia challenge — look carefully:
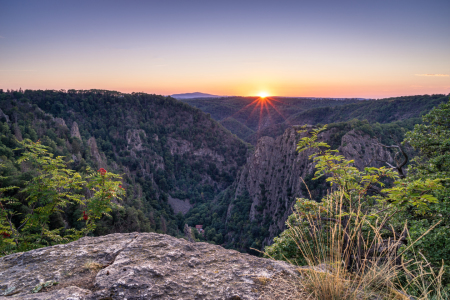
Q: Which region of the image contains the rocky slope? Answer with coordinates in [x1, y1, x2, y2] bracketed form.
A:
[0, 233, 299, 300]
[224, 125, 394, 248]
[0, 90, 249, 237]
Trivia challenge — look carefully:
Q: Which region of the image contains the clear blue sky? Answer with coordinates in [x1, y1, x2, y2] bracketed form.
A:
[1, 0, 449, 98]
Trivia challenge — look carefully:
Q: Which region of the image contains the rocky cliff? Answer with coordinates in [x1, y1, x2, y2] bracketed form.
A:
[226, 125, 394, 248]
[0, 233, 300, 300]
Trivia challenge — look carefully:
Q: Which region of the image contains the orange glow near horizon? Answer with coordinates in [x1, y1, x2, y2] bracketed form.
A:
[2, 73, 449, 99]
[1, 73, 449, 99]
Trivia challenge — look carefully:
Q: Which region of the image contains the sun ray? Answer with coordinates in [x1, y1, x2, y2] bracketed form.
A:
[265, 97, 291, 125]
[218, 95, 294, 137]
[266, 97, 284, 104]
[257, 100, 265, 139]
[221, 97, 260, 123]
[262, 99, 275, 127]
[246, 98, 263, 124]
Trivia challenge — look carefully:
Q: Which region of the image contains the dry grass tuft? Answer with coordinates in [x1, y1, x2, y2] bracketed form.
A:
[83, 259, 104, 271]
[253, 276, 271, 286]
[264, 191, 446, 300]
[257, 272, 306, 300]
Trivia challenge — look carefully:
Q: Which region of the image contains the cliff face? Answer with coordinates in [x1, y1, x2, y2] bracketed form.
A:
[227, 126, 394, 247]
[87, 136, 107, 168]
[0, 233, 298, 300]
[70, 121, 82, 140]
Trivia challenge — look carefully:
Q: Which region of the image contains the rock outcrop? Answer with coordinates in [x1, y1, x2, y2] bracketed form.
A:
[184, 224, 195, 243]
[87, 137, 106, 168]
[227, 126, 395, 247]
[54, 118, 67, 128]
[126, 129, 146, 152]
[71, 121, 82, 140]
[12, 124, 22, 141]
[0, 233, 299, 300]
[168, 195, 193, 215]
[167, 138, 226, 165]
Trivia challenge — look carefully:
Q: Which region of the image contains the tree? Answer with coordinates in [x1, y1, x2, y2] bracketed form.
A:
[0, 139, 124, 255]
[400, 98, 450, 284]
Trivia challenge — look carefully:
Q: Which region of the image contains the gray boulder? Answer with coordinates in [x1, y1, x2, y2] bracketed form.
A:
[0, 232, 300, 299]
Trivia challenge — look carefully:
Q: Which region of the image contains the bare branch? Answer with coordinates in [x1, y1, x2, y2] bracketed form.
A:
[374, 141, 408, 178]
[367, 183, 388, 198]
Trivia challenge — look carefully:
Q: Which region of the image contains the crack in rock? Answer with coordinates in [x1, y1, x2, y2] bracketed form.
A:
[0, 233, 300, 300]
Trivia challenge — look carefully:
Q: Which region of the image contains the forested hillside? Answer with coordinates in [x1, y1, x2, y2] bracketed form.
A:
[0, 89, 248, 243]
[248, 94, 449, 143]
[2, 89, 448, 256]
[182, 97, 361, 141]
[182, 95, 449, 144]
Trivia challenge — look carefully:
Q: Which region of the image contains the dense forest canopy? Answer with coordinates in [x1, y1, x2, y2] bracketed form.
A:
[0, 89, 248, 252]
[183, 94, 449, 144]
[1, 89, 449, 272]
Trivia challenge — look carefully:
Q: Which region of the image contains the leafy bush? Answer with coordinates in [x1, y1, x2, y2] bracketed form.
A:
[0, 140, 124, 255]
[266, 124, 448, 298]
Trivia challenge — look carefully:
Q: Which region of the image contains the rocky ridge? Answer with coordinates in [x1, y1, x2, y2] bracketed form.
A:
[227, 126, 394, 247]
[0, 233, 299, 300]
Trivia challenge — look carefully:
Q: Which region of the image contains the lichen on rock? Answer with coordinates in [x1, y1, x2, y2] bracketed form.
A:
[0, 232, 300, 300]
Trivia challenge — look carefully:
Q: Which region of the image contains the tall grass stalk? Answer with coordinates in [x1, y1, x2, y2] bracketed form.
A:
[279, 190, 445, 300]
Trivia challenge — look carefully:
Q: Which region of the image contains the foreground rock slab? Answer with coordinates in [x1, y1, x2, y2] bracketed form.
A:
[0, 232, 300, 299]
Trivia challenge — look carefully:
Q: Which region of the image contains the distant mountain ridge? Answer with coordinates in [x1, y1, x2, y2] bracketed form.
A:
[171, 92, 221, 99]
[181, 97, 362, 141]
[182, 94, 449, 144]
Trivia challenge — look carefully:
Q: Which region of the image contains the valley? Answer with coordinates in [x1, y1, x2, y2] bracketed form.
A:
[1, 89, 448, 253]
[2, 89, 450, 298]
[0, 90, 248, 239]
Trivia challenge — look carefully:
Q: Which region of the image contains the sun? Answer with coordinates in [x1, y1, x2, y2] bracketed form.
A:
[258, 92, 269, 98]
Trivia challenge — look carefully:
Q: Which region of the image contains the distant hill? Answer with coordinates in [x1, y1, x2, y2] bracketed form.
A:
[246, 94, 449, 144]
[181, 97, 361, 141]
[171, 92, 221, 99]
[182, 95, 449, 144]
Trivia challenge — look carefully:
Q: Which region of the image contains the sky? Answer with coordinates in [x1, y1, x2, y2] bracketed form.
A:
[1, 0, 449, 98]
